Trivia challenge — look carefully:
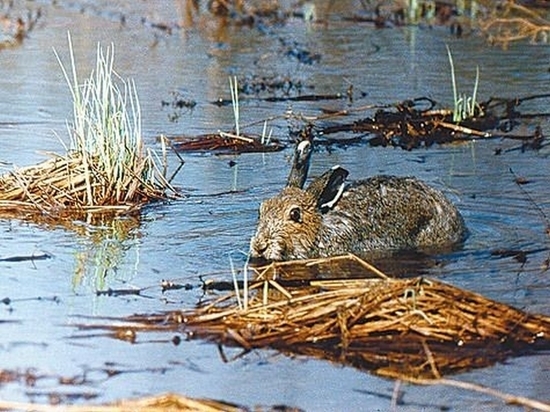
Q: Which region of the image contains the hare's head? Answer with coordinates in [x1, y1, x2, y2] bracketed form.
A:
[250, 166, 349, 261]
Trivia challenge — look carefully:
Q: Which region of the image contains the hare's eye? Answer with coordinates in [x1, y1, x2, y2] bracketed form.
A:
[289, 207, 302, 223]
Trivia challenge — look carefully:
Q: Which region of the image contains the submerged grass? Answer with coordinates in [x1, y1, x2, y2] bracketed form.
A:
[0, 34, 178, 221]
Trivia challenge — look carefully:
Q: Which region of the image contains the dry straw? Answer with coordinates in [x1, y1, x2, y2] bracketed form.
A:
[0, 34, 178, 222]
[70, 255, 550, 410]
[87, 255, 550, 381]
[0, 392, 245, 412]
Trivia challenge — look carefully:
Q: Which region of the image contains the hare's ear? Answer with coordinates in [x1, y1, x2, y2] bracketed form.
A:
[306, 165, 349, 213]
[286, 139, 313, 189]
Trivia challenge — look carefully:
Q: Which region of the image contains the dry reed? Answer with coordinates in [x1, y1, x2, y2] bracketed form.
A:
[479, 2, 550, 47]
[0, 392, 247, 412]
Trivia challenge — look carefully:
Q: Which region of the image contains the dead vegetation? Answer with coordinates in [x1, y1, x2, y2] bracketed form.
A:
[155, 2, 550, 154]
[146, 0, 550, 49]
[0, 1, 41, 50]
[284, 94, 548, 151]
[69, 255, 550, 410]
[0, 392, 259, 412]
[0, 151, 168, 222]
[167, 93, 548, 153]
[76, 255, 550, 381]
[168, 82, 549, 153]
[478, 1, 550, 47]
[170, 132, 284, 154]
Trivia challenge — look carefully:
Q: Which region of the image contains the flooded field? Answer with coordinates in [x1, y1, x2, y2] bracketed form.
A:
[0, 1, 549, 410]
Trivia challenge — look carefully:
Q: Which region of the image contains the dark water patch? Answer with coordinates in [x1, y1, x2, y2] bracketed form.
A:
[278, 37, 322, 65]
[237, 73, 311, 97]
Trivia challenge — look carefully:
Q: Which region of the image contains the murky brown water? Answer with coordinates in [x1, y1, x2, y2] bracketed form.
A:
[0, 1, 549, 410]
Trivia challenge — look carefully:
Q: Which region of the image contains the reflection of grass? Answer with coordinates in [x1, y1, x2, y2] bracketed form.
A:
[446, 45, 482, 123]
[72, 216, 140, 291]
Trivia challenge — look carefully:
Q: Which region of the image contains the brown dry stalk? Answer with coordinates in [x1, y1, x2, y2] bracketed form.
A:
[0, 392, 245, 412]
[74, 256, 550, 394]
[479, 2, 550, 46]
[149, 256, 550, 381]
[182, 275, 550, 352]
[0, 150, 171, 220]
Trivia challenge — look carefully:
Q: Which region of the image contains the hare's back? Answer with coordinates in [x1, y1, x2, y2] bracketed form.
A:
[344, 175, 450, 204]
[327, 175, 465, 249]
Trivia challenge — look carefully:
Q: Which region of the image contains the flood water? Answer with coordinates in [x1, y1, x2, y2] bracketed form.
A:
[0, 1, 549, 410]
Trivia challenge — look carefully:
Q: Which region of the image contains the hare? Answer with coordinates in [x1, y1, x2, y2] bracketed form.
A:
[250, 145, 467, 261]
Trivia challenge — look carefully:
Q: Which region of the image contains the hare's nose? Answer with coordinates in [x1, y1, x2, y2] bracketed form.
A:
[250, 237, 267, 256]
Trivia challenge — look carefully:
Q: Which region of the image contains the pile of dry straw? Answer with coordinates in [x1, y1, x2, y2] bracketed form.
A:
[0, 150, 170, 219]
[100, 255, 550, 380]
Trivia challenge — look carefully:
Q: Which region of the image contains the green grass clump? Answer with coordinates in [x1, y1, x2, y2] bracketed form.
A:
[446, 45, 483, 123]
[0, 34, 178, 222]
[54, 33, 174, 207]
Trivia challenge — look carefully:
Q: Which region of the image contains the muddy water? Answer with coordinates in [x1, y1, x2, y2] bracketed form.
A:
[0, 1, 549, 410]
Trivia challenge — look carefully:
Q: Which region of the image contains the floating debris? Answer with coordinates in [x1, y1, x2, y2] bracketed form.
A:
[479, 2, 550, 48]
[0, 4, 42, 50]
[170, 132, 285, 154]
[288, 95, 549, 150]
[0, 252, 51, 263]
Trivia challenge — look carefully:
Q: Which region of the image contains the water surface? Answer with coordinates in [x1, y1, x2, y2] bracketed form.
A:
[0, 1, 548, 410]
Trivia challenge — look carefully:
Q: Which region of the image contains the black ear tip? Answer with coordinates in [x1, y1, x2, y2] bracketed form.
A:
[331, 165, 349, 180]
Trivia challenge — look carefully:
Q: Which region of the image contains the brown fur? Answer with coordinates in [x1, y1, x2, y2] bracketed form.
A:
[250, 175, 467, 261]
